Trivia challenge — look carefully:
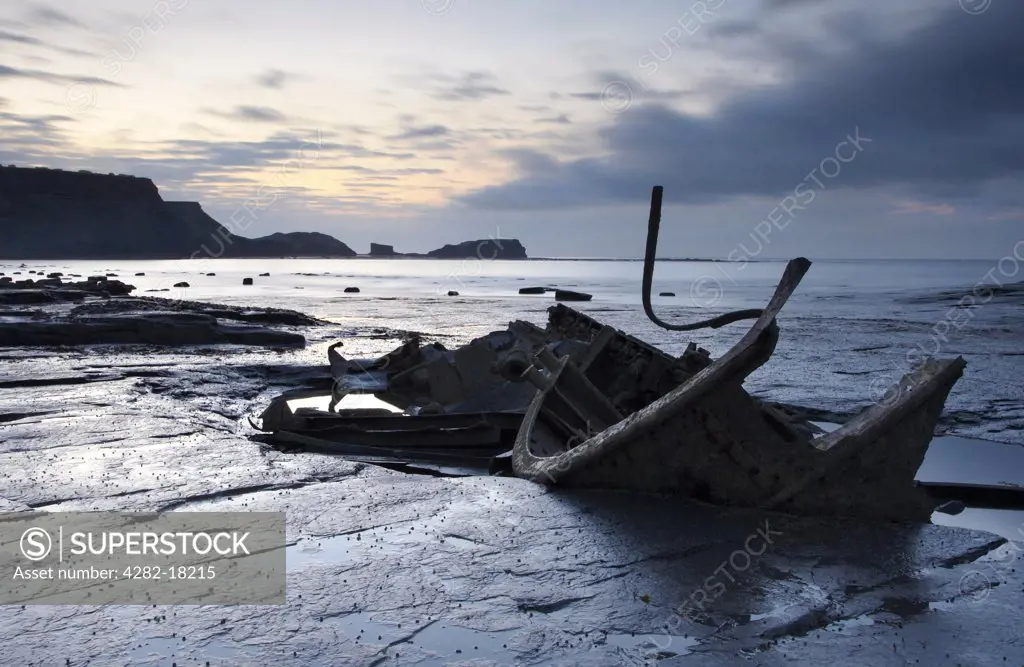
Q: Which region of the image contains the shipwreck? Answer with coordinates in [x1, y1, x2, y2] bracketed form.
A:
[256, 187, 966, 522]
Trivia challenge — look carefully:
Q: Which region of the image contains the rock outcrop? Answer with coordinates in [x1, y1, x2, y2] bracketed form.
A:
[364, 239, 529, 259]
[165, 202, 356, 258]
[427, 238, 527, 260]
[369, 243, 397, 256]
[0, 166, 356, 259]
[0, 276, 135, 305]
[0, 312, 305, 347]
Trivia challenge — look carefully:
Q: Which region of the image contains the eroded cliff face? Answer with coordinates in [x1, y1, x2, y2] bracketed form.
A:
[0, 167, 191, 259]
[0, 166, 524, 260]
[0, 166, 356, 259]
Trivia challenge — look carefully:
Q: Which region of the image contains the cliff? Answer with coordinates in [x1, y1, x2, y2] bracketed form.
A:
[0, 166, 523, 260]
[0, 167, 187, 259]
[0, 166, 355, 259]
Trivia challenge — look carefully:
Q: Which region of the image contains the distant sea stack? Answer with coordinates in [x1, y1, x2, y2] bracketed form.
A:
[369, 243, 397, 256]
[0, 165, 356, 259]
[427, 239, 527, 260]
[366, 239, 528, 259]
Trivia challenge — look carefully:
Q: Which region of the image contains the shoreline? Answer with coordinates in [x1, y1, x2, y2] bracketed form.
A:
[1, 291, 1023, 663]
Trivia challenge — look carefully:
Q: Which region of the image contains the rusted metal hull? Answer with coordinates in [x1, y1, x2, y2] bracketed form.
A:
[513, 259, 967, 522]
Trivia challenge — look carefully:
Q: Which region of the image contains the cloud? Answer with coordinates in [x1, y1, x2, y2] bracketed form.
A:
[429, 71, 510, 101]
[705, 19, 762, 38]
[0, 125, 421, 204]
[762, 0, 828, 9]
[986, 209, 1024, 222]
[389, 124, 449, 140]
[0, 109, 77, 155]
[334, 166, 445, 175]
[0, 64, 124, 87]
[0, 29, 37, 45]
[205, 105, 290, 123]
[255, 69, 296, 89]
[569, 72, 692, 103]
[461, 4, 1024, 210]
[0, 28, 96, 57]
[27, 4, 86, 29]
[888, 199, 956, 216]
[535, 114, 572, 125]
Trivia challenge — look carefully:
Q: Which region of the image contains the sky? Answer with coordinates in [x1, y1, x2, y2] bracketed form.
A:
[0, 0, 1021, 259]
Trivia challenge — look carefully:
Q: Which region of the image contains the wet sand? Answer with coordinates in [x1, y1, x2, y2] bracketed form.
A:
[1, 292, 1023, 665]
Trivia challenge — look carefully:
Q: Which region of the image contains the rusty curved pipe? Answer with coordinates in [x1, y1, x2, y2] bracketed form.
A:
[642, 185, 762, 331]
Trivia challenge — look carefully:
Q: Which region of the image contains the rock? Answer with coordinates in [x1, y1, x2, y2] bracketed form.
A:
[0, 289, 87, 305]
[95, 280, 135, 296]
[174, 282, 190, 288]
[0, 312, 305, 347]
[0, 277, 11, 284]
[0, 278, 135, 300]
[427, 239, 527, 260]
[242, 278, 254, 285]
[260, 272, 270, 277]
[106, 273, 118, 277]
[935, 500, 966, 515]
[47, 272, 63, 278]
[518, 287, 546, 295]
[369, 243, 397, 256]
[659, 291, 676, 297]
[66, 298, 328, 326]
[344, 287, 360, 293]
[206, 273, 216, 276]
[447, 290, 459, 296]
[88, 275, 107, 282]
[554, 289, 592, 302]
[135, 272, 145, 276]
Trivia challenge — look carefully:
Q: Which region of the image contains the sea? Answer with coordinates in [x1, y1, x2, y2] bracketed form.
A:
[5, 256, 1023, 539]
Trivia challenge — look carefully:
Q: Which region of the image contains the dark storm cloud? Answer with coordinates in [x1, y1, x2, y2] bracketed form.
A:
[462, 4, 1024, 209]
